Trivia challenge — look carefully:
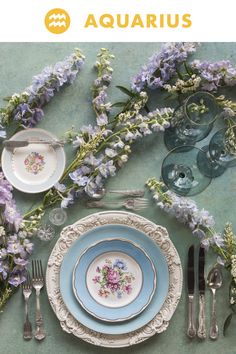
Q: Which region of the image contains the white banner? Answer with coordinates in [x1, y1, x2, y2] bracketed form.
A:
[0, 0, 234, 42]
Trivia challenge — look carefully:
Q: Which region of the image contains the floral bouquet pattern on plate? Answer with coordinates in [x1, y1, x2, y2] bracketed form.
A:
[92, 258, 135, 299]
[24, 152, 45, 175]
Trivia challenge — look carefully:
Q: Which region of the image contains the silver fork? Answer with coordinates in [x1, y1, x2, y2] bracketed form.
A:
[22, 271, 33, 340]
[86, 198, 149, 211]
[32, 260, 46, 341]
[109, 189, 145, 197]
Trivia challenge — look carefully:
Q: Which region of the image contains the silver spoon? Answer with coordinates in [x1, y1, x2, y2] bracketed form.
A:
[207, 266, 223, 340]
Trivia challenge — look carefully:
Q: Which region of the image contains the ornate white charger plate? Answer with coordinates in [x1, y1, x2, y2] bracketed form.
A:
[46, 211, 183, 348]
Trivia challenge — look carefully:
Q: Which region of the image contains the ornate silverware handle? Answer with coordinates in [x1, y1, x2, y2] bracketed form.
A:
[197, 294, 206, 339]
[35, 289, 46, 341]
[23, 299, 32, 340]
[187, 295, 196, 338]
[3, 139, 64, 149]
[210, 289, 219, 340]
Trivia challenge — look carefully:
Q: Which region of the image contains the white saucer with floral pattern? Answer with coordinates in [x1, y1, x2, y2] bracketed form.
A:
[1, 128, 66, 193]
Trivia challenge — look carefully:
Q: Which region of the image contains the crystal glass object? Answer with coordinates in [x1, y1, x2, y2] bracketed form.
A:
[164, 91, 220, 151]
[209, 127, 236, 168]
[49, 208, 68, 226]
[37, 224, 55, 242]
[197, 126, 236, 178]
[161, 146, 212, 196]
[196, 145, 227, 178]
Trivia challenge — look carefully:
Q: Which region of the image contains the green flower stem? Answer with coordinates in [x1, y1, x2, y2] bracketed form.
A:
[146, 177, 172, 205]
[23, 114, 171, 224]
[0, 286, 15, 313]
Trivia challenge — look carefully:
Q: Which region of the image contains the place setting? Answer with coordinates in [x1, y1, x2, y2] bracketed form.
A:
[0, 43, 236, 351]
[46, 210, 182, 347]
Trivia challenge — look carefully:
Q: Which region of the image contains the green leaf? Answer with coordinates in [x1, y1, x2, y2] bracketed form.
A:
[184, 62, 193, 76]
[111, 102, 127, 108]
[116, 86, 135, 98]
[223, 313, 233, 336]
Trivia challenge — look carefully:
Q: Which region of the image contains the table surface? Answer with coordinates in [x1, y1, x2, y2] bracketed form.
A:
[0, 43, 236, 354]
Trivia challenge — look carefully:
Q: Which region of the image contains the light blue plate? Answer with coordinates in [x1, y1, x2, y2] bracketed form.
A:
[72, 239, 156, 322]
[60, 224, 169, 335]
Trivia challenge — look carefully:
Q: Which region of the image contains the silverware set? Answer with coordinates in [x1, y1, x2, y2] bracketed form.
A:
[22, 260, 45, 341]
[86, 188, 148, 211]
[86, 198, 149, 211]
[91, 188, 145, 199]
[187, 245, 223, 340]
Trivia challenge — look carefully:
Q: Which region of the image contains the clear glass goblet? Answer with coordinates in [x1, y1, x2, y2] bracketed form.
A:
[161, 145, 212, 196]
[164, 91, 220, 151]
[196, 145, 227, 178]
[196, 126, 236, 178]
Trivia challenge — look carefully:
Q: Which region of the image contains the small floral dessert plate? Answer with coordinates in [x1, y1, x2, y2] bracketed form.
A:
[72, 238, 156, 322]
[1, 128, 66, 193]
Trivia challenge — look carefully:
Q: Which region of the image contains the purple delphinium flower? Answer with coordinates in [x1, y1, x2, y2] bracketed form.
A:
[98, 161, 116, 178]
[132, 42, 197, 92]
[13, 257, 29, 267]
[65, 105, 173, 203]
[8, 269, 26, 287]
[190, 59, 236, 91]
[0, 172, 13, 205]
[7, 239, 24, 255]
[147, 178, 220, 251]
[54, 182, 67, 193]
[69, 166, 93, 190]
[0, 249, 7, 260]
[22, 239, 34, 255]
[92, 48, 114, 126]
[97, 113, 108, 126]
[0, 171, 22, 231]
[0, 261, 9, 280]
[0, 170, 33, 291]
[60, 189, 77, 208]
[3, 203, 22, 231]
[1, 49, 85, 128]
[155, 189, 215, 231]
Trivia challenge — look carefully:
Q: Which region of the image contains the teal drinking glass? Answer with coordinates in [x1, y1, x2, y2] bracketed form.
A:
[164, 91, 220, 151]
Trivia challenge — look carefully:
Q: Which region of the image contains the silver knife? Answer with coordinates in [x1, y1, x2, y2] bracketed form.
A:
[187, 245, 196, 338]
[197, 246, 206, 339]
[3, 139, 64, 149]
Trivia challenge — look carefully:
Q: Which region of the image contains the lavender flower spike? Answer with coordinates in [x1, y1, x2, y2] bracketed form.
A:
[0, 49, 85, 128]
[146, 178, 215, 249]
[190, 59, 236, 91]
[131, 42, 197, 92]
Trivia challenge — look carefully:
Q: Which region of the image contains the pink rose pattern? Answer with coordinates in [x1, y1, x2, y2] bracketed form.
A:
[24, 152, 45, 175]
[92, 258, 135, 299]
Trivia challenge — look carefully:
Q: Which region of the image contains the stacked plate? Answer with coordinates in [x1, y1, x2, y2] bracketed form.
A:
[46, 211, 183, 348]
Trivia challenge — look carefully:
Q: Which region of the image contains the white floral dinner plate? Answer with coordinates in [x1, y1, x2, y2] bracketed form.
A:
[72, 238, 156, 322]
[1, 128, 66, 193]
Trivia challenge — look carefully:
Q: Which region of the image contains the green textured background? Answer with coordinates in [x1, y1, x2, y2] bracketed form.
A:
[0, 43, 236, 354]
